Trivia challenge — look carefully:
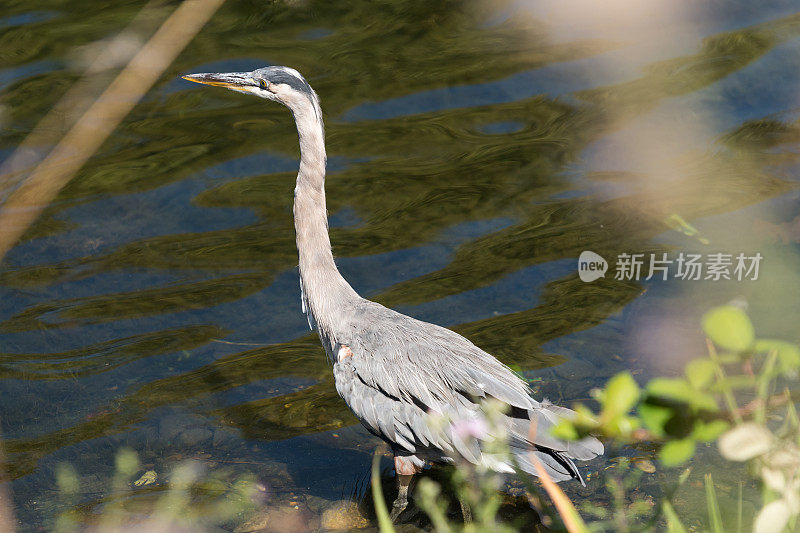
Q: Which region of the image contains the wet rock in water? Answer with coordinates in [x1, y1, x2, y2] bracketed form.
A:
[633, 458, 656, 473]
[80, 474, 105, 494]
[304, 494, 333, 514]
[498, 492, 544, 528]
[158, 413, 213, 444]
[179, 427, 214, 447]
[159, 414, 191, 441]
[121, 425, 159, 451]
[553, 358, 595, 381]
[258, 459, 292, 484]
[505, 481, 527, 498]
[212, 427, 241, 448]
[139, 425, 159, 446]
[235, 505, 313, 532]
[320, 500, 368, 530]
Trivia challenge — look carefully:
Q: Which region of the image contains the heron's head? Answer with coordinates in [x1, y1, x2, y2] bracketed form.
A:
[182, 65, 319, 115]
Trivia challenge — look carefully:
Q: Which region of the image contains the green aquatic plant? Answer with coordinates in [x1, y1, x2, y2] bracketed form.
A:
[373, 304, 800, 531]
[51, 448, 259, 532]
[552, 304, 800, 531]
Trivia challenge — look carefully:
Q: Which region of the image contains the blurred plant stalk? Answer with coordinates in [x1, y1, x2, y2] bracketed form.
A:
[0, 0, 226, 264]
[0, 0, 168, 200]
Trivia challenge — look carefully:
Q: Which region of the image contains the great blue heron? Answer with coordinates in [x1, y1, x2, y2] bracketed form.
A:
[182, 66, 603, 521]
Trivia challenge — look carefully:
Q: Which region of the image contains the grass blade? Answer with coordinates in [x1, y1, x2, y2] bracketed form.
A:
[371, 449, 396, 533]
[705, 473, 724, 533]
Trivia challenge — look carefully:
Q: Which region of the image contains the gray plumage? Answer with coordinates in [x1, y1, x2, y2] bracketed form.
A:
[183, 66, 603, 489]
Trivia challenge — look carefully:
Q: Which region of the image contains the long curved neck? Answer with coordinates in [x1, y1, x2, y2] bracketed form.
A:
[291, 97, 358, 330]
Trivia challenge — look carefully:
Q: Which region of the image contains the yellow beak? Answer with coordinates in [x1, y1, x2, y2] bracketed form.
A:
[181, 72, 255, 91]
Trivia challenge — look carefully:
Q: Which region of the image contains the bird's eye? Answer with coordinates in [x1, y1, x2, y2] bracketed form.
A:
[259, 79, 269, 90]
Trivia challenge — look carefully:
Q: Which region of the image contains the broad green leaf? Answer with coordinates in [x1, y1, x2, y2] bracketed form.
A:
[647, 377, 691, 398]
[718, 423, 773, 461]
[716, 353, 742, 364]
[602, 415, 639, 438]
[639, 402, 673, 437]
[709, 375, 756, 390]
[574, 404, 598, 423]
[551, 419, 580, 440]
[659, 438, 696, 466]
[685, 358, 716, 389]
[754, 339, 800, 372]
[691, 419, 729, 442]
[647, 378, 719, 412]
[602, 372, 640, 417]
[702, 306, 754, 352]
[570, 404, 600, 431]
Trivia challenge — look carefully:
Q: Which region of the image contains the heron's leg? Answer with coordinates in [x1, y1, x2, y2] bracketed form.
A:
[389, 473, 413, 522]
[459, 497, 472, 522]
[390, 456, 422, 523]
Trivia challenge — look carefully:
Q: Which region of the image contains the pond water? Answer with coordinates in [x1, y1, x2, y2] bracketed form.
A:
[1, 0, 799, 530]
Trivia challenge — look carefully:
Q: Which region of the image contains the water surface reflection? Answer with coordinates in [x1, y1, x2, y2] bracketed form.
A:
[1, 0, 799, 529]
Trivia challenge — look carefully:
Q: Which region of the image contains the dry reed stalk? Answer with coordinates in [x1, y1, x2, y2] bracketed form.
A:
[0, 0, 226, 263]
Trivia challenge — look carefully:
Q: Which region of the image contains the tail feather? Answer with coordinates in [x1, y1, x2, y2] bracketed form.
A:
[504, 406, 604, 462]
[496, 401, 602, 485]
[539, 403, 604, 461]
[512, 446, 586, 485]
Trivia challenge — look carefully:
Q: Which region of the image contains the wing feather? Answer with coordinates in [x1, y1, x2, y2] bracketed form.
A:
[346, 302, 534, 412]
[331, 300, 602, 474]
